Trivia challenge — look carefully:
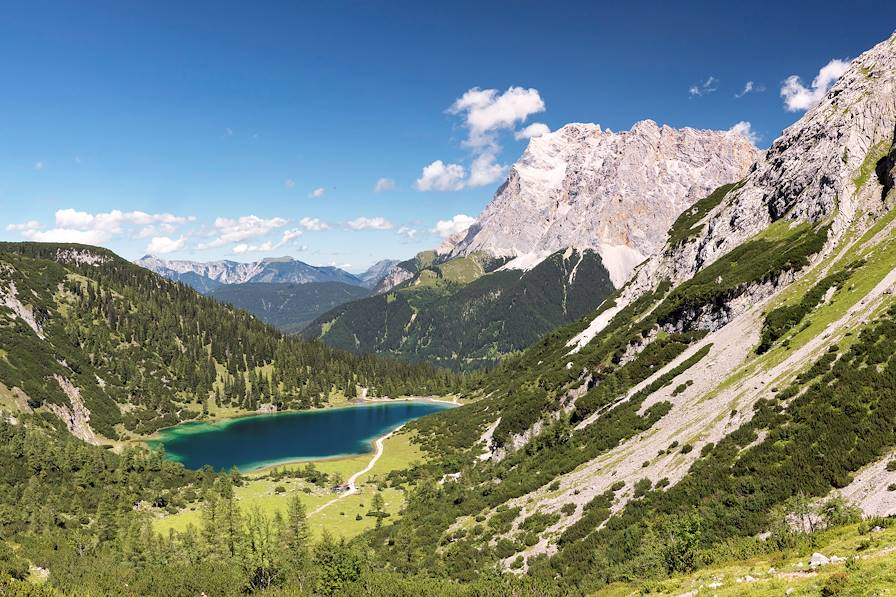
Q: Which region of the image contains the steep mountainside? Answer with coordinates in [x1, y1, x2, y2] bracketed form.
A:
[304, 248, 614, 370]
[447, 120, 759, 286]
[358, 259, 401, 289]
[135, 254, 363, 292]
[356, 32, 896, 592]
[208, 281, 371, 333]
[310, 123, 755, 369]
[0, 243, 462, 440]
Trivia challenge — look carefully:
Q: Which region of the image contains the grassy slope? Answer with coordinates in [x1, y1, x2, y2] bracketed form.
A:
[601, 523, 896, 596]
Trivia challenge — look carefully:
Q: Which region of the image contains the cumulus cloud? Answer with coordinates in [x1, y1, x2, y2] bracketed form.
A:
[433, 214, 476, 239]
[22, 228, 111, 244]
[233, 242, 273, 254]
[728, 121, 761, 145]
[198, 215, 288, 249]
[418, 86, 546, 192]
[449, 86, 546, 150]
[781, 58, 850, 112]
[689, 76, 718, 97]
[347, 217, 393, 230]
[514, 122, 550, 140]
[10, 209, 194, 246]
[309, 187, 326, 198]
[5, 220, 42, 232]
[146, 236, 186, 254]
[299, 217, 330, 231]
[415, 160, 466, 191]
[467, 154, 507, 188]
[397, 226, 418, 239]
[374, 177, 395, 192]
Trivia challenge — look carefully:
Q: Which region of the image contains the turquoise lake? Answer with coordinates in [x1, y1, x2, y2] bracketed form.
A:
[153, 401, 452, 471]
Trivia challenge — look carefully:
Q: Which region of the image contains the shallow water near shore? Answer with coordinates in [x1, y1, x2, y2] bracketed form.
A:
[152, 401, 452, 471]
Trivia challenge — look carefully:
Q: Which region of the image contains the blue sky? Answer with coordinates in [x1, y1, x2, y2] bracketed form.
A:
[1, 1, 894, 272]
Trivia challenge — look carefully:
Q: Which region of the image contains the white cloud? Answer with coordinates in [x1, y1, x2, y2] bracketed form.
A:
[146, 236, 186, 254]
[781, 58, 850, 112]
[449, 86, 545, 150]
[54, 208, 192, 230]
[198, 215, 288, 249]
[284, 178, 296, 189]
[5, 220, 42, 232]
[299, 217, 330, 231]
[433, 214, 476, 239]
[514, 122, 550, 140]
[10, 209, 194, 247]
[136, 223, 178, 238]
[374, 177, 396, 192]
[309, 187, 326, 198]
[347, 217, 393, 230]
[689, 76, 718, 97]
[467, 153, 507, 187]
[735, 80, 765, 98]
[233, 241, 275, 254]
[231, 227, 303, 255]
[415, 160, 466, 191]
[397, 226, 418, 239]
[281, 228, 303, 243]
[22, 228, 111, 244]
[728, 121, 761, 146]
[418, 86, 546, 192]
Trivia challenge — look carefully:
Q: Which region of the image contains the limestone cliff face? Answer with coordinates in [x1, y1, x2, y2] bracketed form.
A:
[447, 120, 759, 286]
[622, 32, 896, 303]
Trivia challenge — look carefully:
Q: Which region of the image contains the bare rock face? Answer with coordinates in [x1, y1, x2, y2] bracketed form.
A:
[623, 32, 896, 303]
[447, 120, 759, 286]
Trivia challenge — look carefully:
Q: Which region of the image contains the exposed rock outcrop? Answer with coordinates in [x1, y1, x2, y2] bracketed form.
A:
[448, 120, 759, 286]
[622, 32, 896, 305]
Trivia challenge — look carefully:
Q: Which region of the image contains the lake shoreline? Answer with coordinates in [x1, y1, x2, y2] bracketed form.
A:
[150, 399, 456, 472]
[145, 394, 459, 441]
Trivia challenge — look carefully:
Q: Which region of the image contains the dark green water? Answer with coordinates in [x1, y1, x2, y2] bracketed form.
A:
[152, 401, 452, 471]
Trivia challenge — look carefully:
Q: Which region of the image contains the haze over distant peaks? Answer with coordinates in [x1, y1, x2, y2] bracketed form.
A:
[135, 254, 395, 293]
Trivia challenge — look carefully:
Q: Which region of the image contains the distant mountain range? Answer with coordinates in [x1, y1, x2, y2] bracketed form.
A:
[208, 281, 370, 334]
[134, 255, 387, 292]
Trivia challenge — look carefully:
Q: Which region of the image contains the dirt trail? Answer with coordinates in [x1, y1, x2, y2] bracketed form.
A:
[309, 425, 402, 516]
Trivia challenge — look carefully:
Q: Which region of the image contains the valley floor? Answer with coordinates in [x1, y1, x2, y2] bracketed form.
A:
[153, 428, 426, 540]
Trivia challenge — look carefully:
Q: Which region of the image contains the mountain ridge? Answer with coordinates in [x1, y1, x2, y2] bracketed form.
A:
[135, 254, 396, 292]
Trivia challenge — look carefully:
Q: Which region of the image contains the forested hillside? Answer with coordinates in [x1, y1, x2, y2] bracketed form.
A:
[208, 281, 371, 333]
[0, 243, 467, 439]
[305, 248, 615, 370]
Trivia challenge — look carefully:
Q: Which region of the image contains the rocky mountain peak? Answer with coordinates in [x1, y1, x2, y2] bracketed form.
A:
[622, 32, 896, 303]
[446, 118, 760, 286]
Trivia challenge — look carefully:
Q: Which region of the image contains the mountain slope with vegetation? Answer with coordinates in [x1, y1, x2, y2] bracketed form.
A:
[0, 243, 466, 440]
[343, 31, 896, 593]
[304, 248, 615, 370]
[208, 281, 371, 333]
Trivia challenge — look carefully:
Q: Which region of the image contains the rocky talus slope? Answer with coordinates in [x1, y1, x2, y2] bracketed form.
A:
[368, 32, 896, 587]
